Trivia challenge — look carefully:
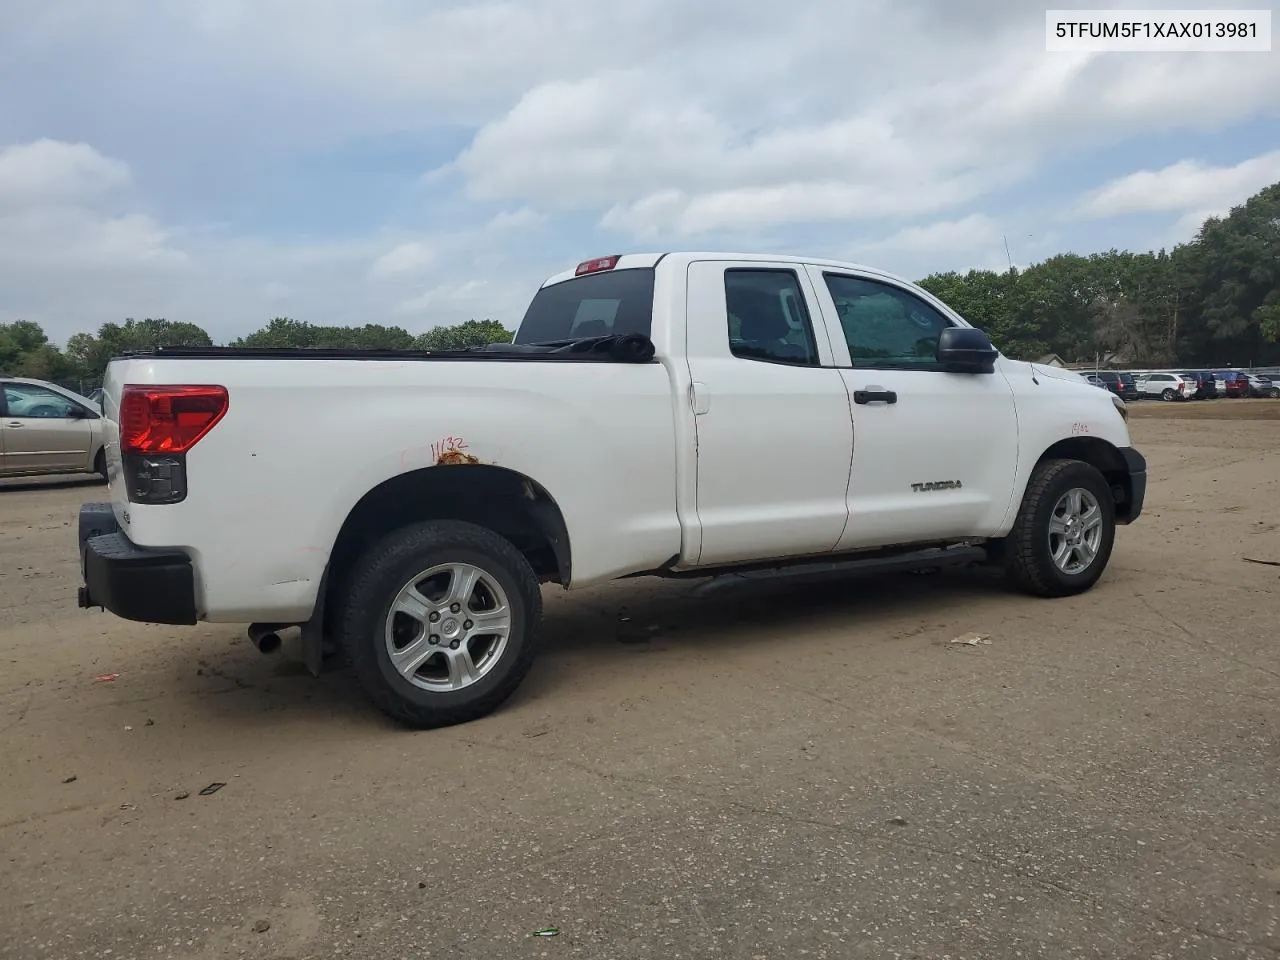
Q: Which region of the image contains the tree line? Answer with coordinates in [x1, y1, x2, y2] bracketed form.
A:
[918, 182, 1280, 367]
[0, 316, 515, 391]
[4, 181, 1278, 390]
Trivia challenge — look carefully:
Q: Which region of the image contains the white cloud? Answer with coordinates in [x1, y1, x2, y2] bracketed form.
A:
[394, 279, 491, 316]
[1076, 150, 1280, 219]
[484, 207, 543, 232]
[448, 36, 1279, 240]
[0, 139, 131, 211]
[368, 241, 436, 280]
[859, 215, 1002, 256]
[0, 140, 186, 281]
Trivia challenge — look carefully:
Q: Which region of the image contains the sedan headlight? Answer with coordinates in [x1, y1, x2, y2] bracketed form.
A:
[1111, 393, 1128, 420]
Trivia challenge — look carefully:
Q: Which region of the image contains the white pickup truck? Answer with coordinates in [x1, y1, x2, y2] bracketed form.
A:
[76, 252, 1146, 727]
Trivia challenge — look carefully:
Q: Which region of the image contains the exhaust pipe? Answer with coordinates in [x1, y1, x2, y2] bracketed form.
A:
[247, 623, 284, 655]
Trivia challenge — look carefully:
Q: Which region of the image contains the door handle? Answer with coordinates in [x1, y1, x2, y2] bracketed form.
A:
[6, 421, 22, 427]
[853, 386, 897, 405]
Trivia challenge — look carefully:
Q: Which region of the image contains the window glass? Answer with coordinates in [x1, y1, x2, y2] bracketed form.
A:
[3, 383, 79, 418]
[822, 273, 953, 367]
[724, 269, 819, 366]
[514, 267, 654, 343]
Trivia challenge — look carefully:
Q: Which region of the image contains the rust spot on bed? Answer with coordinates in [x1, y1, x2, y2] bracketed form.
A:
[432, 436, 480, 465]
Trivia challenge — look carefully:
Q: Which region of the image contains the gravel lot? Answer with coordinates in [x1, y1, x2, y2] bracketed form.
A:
[2, 401, 1278, 959]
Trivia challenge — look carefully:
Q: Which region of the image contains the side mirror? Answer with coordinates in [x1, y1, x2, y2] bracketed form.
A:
[937, 326, 998, 374]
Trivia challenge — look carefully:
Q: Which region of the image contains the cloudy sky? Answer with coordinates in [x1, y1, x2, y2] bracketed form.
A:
[1, 0, 1278, 345]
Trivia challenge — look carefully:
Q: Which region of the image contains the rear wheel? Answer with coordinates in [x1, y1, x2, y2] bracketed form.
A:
[336, 520, 542, 728]
[1161, 388, 1176, 401]
[93, 449, 107, 479]
[1002, 459, 1116, 598]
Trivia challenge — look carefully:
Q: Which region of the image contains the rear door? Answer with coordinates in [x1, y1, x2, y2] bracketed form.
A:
[802, 266, 1019, 550]
[683, 260, 854, 566]
[1, 381, 94, 473]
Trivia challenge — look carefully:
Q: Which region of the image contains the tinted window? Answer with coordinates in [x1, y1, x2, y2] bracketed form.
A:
[514, 267, 655, 344]
[724, 269, 820, 366]
[3, 383, 80, 418]
[822, 273, 952, 368]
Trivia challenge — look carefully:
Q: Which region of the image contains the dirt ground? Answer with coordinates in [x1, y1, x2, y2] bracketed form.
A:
[1, 404, 1278, 960]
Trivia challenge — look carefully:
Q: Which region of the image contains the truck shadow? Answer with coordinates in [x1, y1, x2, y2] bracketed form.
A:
[148, 565, 1016, 733]
[538, 565, 1013, 656]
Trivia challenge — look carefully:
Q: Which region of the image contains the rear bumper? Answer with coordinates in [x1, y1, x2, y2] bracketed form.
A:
[76, 502, 198, 625]
[1117, 447, 1146, 525]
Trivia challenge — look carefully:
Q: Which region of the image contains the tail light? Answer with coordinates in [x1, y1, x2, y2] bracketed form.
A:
[1178, 381, 1185, 392]
[575, 255, 620, 275]
[118, 385, 228, 504]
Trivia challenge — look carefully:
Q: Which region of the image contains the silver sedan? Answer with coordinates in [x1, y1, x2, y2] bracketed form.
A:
[1, 377, 107, 479]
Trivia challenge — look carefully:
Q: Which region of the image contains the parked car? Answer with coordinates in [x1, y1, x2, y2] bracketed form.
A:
[1176, 371, 1218, 400]
[1246, 374, 1279, 398]
[1, 377, 108, 479]
[74, 251, 1146, 728]
[1213, 371, 1251, 398]
[1136, 372, 1195, 400]
[1090, 370, 1138, 400]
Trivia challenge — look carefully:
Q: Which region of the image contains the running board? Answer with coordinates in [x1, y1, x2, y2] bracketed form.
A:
[686, 544, 989, 598]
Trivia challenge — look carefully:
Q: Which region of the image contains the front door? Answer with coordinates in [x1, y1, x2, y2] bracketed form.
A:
[802, 266, 1019, 551]
[684, 260, 854, 566]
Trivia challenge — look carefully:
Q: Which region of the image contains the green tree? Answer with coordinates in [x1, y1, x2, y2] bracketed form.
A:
[0, 327, 20, 372]
[0, 320, 59, 375]
[67, 318, 214, 383]
[232, 318, 415, 350]
[1, 319, 49, 354]
[413, 319, 513, 351]
[16, 343, 74, 380]
[1179, 183, 1280, 363]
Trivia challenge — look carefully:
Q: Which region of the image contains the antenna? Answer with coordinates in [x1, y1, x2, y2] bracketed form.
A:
[1002, 235, 1013, 271]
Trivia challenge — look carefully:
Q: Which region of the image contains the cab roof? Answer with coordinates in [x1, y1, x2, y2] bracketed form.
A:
[539, 251, 918, 289]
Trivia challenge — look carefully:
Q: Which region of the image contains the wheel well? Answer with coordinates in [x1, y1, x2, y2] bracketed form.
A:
[316, 465, 570, 629]
[1036, 437, 1135, 520]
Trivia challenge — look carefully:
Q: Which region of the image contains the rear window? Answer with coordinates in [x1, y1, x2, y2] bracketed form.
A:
[514, 268, 655, 345]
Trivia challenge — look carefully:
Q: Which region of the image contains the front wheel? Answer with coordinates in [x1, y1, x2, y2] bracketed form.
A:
[1001, 459, 1116, 598]
[336, 519, 542, 728]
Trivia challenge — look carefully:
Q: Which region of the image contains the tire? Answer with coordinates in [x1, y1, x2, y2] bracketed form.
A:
[93, 449, 107, 479]
[336, 519, 542, 728]
[1271, 388, 1280, 399]
[1161, 388, 1176, 401]
[1003, 459, 1116, 598]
